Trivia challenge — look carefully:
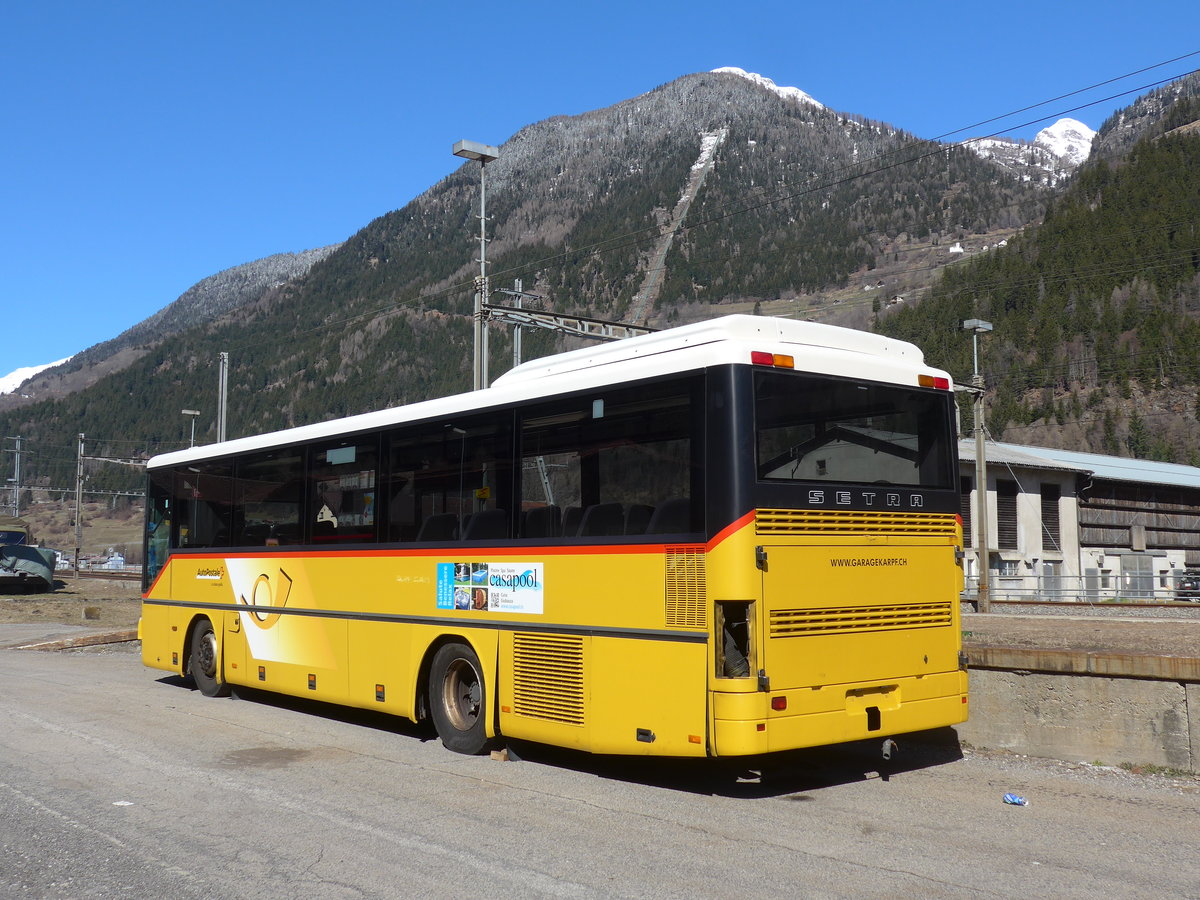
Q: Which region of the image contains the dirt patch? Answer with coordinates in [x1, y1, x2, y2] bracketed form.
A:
[0, 576, 141, 628]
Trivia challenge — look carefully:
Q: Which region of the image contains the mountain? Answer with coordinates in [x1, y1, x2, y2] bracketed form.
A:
[1035, 118, 1096, 166]
[1092, 70, 1200, 159]
[0, 246, 339, 411]
[878, 71, 1200, 463]
[10, 66, 1191, 493]
[964, 118, 1096, 185]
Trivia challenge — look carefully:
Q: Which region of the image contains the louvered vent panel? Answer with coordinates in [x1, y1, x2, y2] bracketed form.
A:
[665, 546, 706, 628]
[770, 602, 953, 638]
[755, 509, 959, 537]
[512, 633, 585, 726]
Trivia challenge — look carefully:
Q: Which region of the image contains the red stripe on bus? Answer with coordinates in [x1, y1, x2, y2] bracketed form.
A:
[707, 510, 755, 551]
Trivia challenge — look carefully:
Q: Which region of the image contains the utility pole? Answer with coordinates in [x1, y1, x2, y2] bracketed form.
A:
[74, 433, 85, 576]
[973, 374, 990, 613]
[69, 437, 148, 574]
[217, 351, 229, 442]
[182, 409, 200, 448]
[513, 278, 523, 367]
[452, 139, 500, 390]
[963, 318, 993, 613]
[4, 435, 20, 517]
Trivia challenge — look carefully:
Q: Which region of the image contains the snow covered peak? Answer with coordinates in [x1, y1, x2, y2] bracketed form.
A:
[0, 357, 71, 395]
[1034, 118, 1096, 167]
[711, 67, 823, 110]
[964, 117, 1095, 185]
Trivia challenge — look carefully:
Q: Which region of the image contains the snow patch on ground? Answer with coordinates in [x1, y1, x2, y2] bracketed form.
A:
[691, 128, 727, 172]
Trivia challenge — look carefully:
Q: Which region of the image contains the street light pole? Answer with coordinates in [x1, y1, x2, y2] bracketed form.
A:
[452, 139, 500, 391]
[216, 352, 229, 442]
[181, 409, 200, 448]
[963, 318, 993, 613]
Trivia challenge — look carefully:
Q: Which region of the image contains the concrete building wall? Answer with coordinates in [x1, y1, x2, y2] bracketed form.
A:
[961, 464, 1081, 598]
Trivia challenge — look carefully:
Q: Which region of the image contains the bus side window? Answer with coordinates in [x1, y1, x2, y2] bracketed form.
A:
[173, 464, 233, 549]
[384, 416, 513, 544]
[518, 376, 702, 540]
[231, 450, 303, 547]
[309, 439, 378, 544]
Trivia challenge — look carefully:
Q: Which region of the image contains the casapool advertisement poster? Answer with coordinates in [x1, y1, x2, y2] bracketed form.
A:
[436, 562, 544, 614]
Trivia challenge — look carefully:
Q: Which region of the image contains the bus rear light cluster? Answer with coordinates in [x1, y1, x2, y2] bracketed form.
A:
[918, 374, 951, 390]
[751, 351, 795, 368]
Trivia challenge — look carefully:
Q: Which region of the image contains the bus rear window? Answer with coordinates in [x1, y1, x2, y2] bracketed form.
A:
[754, 370, 953, 489]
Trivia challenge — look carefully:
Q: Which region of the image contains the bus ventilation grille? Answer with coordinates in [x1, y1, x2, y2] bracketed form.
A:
[512, 633, 585, 726]
[770, 601, 953, 637]
[756, 510, 959, 536]
[665, 546, 707, 628]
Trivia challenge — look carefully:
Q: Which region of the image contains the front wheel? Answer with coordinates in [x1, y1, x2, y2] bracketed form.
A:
[429, 642, 491, 754]
[188, 618, 230, 697]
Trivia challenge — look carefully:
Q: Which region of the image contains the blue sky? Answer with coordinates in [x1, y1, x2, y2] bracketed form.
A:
[2, 1, 1198, 376]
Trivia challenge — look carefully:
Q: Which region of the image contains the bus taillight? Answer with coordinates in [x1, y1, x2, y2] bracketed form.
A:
[918, 373, 951, 390]
[751, 351, 795, 368]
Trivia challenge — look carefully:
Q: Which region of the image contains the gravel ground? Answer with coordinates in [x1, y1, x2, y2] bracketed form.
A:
[963, 599, 1200, 621]
[0, 576, 140, 629]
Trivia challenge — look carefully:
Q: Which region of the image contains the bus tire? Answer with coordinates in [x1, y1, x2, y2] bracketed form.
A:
[429, 642, 490, 754]
[188, 618, 229, 698]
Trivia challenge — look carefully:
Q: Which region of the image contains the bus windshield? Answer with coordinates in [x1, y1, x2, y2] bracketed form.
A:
[754, 370, 954, 489]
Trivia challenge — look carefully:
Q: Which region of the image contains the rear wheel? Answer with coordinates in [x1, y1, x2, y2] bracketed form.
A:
[429, 642, 490, 754]
[188, 618, 229, 697]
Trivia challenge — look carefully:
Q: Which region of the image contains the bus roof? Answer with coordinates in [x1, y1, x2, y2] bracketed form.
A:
[147, 314, 947, 470]
[493, 313, 925, 387]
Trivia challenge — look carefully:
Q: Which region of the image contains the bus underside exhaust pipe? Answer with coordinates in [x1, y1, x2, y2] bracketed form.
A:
[882, 738, 898, 761]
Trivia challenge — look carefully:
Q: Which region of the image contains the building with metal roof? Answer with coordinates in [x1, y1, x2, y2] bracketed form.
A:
[957, 440, 1200, 602]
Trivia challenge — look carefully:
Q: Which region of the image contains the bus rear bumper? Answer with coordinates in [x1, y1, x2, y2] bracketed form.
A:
[711, 671, 968, 756]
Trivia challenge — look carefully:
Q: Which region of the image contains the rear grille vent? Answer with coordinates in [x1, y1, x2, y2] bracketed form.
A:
[665, 546, 706, 628]
[756, 509, 959, 537]
[512, 633, 585, 726]
[770, 601, 953, 638]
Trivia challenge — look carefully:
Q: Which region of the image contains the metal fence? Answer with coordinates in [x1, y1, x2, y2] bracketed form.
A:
[964, 573, 1200, 604]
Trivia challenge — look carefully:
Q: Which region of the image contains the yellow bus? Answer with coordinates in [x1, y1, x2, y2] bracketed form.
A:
[141, 314, 968, 757]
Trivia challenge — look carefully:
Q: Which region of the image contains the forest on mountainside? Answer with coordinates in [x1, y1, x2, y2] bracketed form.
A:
[879, 128, 1200, 462]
